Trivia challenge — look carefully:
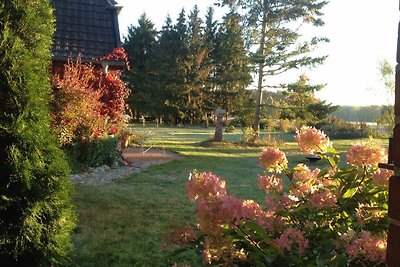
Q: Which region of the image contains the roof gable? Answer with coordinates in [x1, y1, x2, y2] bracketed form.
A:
[51, 0, 122, 60]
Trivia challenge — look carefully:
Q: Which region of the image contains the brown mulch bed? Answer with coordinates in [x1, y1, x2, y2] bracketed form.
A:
[121, 147, 184, 169]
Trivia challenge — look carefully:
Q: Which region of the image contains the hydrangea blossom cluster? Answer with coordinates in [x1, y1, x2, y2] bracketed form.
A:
[372, 168, 393, 186]
[275, 228, 309, 255]
[182, 127, 388, 266]
[341, 230, 386, 263]
[346, 142, 387, 167]
[185, 172, 227, 202]
[294, 126, 330, 154]
[259, 148, 288, 172]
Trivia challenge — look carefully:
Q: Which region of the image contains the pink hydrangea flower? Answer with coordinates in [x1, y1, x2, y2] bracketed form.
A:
[265, 194, 285, 212]
[342, 231, 386, 263]
[258, 175, 283, 192]
[310, 191, 337, 208]
[258, 210, 286, 233]
[168, 224, 197, 247]
[291, 183, 313, 197]
[241, 200, 265, 221]
[294, 126, 329, 154]
[259, 148, 288, 172]
[372, 168, 393, 186]
[186, 172, 226, 202]
[275, 228, 309, 255]
[292, 164, 320, 182]
[346, 143, 387, 167]
[196, 196, 242, 235]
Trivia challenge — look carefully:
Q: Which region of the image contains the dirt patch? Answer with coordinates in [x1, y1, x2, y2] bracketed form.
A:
[121, 147, 184, 169]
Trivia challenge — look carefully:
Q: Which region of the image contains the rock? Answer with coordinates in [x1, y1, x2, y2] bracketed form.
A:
[96, 166, 106, 172]
[110, 160, 119, 169]
[70, 165, 142, 185]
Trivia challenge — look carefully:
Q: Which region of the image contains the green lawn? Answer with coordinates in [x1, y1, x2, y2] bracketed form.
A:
[69, 125, 389, 266]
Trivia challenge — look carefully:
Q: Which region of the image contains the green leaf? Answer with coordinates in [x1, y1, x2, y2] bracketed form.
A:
[242, 221, 269, 239]
[327, 155, 340, 168]
[331, 253, 348, 266]
[342, 187, 358, 198]
[316, 255, 325, 267]
[326, 147, 339, 154]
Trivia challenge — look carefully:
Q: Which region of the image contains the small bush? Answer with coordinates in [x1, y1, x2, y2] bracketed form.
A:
[64, 137, 119, 173]
[225, 125, 235, 133]
[183, 128, 389, 266]
[241, 127, 258, 144]
[318, 118, 369, 139]
[279, 119, 297, 133]
[51, 53, 131, 144]
[260, 133, 284, 148]
[118, 129, 148, 148]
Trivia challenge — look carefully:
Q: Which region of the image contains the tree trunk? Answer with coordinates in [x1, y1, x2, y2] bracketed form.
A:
[253, 0, 268, 134]
[214, 115, 223, 142]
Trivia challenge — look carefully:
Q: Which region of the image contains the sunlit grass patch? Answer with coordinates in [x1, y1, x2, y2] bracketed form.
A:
[69, 125, 389, 266]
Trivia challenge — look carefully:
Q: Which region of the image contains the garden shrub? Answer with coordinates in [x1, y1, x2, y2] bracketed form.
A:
[64, 137, 120, 173]
[279, 119, 297, 133]
[317, 118, 369, 139]
[50, 50, 131, 171]
[51, 49, 131, 144]
[225, 125, 235, 133]
[180, 126, 389, 266]
[241, 127, 258, 144]
[118, 129, 148, 148]
[52, 59, 107, 145]
[0, 1, 75, 265]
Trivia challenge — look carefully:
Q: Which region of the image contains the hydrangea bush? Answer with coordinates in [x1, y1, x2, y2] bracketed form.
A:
[184, 126, 390, 266]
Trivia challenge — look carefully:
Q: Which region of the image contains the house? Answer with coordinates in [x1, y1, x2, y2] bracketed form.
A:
[51, 0, 125, 71]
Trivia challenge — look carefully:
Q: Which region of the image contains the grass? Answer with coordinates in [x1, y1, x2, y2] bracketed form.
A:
[69, 125, 389, 266]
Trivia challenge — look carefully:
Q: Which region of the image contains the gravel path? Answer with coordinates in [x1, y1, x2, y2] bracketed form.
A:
[70, 147, 184, 185]
[70, 165, 141, 185]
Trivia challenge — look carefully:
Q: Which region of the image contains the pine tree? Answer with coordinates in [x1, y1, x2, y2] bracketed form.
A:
[203, 7, 219, 127]
[123, 13, 159, 119]
[157, 15, 186, 124]
[185, 5, 213, 124]
[214, 11, 253, 123]
[217, 0, 329, 132]
[0, 1, 75, 265]
[278, 74, 337, 125]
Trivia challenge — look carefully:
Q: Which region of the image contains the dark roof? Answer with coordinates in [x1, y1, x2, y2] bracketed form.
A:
[51, 0, 122, 60]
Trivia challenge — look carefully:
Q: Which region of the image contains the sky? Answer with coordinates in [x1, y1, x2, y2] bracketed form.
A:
[117, 0, 398, 106]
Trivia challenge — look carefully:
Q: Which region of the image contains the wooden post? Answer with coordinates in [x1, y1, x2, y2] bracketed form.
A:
[214, 108, 226, 142]
[386, 3, 400, 265]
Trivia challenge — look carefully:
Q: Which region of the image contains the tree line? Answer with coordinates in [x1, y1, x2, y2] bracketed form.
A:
[123, 6, 253, 125]
[123, 1, 333, 128]
[332, 106, 385, 123]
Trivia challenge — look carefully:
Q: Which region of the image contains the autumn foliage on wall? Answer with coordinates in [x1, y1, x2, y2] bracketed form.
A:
[51, 48, 130, 145]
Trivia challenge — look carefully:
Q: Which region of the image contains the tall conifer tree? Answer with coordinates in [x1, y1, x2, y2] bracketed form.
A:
[0, 1, 75, 265]
[214, 11, 253, 122]
[218, 0, 329, 132]
[278, 74, 337, 124]
[124, 13, 158, 118]
[185, 5, 213, 124]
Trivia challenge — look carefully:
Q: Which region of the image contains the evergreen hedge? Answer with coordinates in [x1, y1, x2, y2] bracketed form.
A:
[0, 1, 75, 266]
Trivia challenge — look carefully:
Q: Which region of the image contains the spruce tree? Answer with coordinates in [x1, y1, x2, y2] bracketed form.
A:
[214, 11, 253, 123]
[278, 74, 338, 125]
[123, 13, 159, 119]
[157, 15, 185, 124]
[217, 0, 329, 132]
[185, 5, 213, 124]
[0, 1, 75, 265]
